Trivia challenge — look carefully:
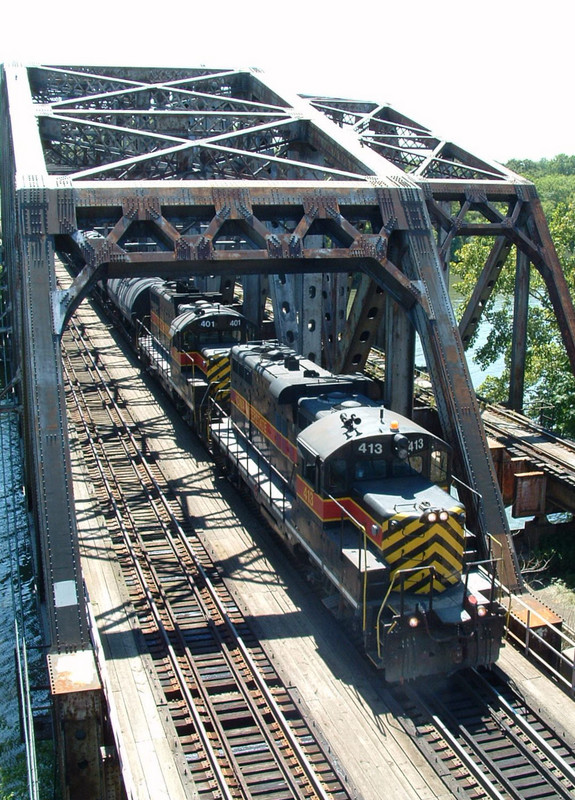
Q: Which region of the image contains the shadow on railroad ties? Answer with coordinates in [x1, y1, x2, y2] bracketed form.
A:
[213, 536, 393, 703]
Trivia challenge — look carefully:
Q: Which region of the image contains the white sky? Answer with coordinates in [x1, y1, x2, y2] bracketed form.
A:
[1, 0, 572, 166]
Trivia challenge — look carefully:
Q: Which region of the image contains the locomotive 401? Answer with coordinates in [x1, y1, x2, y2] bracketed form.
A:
[106, 278, 255, 438]
[104, 278, 505, 682]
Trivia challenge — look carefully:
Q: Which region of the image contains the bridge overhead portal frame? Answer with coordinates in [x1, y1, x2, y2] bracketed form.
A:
[2, 63, 575, 678]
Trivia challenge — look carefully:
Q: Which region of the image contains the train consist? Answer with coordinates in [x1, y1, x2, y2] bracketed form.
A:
[106, 277, 255, 438]
[102, 276, 505, 682]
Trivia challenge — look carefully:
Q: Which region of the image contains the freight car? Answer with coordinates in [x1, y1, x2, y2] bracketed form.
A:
[106, 277, 164, 335]
[104, 281, 504, 682]
[210, 342, 505, 682]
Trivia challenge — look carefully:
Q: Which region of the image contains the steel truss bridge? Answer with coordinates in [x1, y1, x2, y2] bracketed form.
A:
[2, 63, 575, 797]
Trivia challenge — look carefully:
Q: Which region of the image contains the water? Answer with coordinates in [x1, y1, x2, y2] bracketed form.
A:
[0, 403, 52, 800]
[415, 283, 506, 390]
[415, 329, 505, 390]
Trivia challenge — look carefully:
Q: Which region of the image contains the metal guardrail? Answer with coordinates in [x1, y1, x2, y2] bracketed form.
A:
[500, 585, 575, 695]
[15, 621, 39, 800]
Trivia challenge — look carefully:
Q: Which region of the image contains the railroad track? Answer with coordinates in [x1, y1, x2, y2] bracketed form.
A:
[61, 314, 356, 800]
[480, 403, 575, 480]
[391, 667, 575, 799]
[367, 347, 575, 482]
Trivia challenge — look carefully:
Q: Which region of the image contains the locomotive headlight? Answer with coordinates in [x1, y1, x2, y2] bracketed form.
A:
[467, 595, 488, 617]
[408, 616, 419, 628]
[421, 508, 449, 524]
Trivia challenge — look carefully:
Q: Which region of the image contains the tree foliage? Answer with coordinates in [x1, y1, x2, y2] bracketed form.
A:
[506, 154, 575, 178]
[453, 158, 575, 436]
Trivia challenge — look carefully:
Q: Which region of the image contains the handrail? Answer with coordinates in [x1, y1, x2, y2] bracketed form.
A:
[325, 492, 370, 629]
[375, 565, 436, 659]
[497, 581, 575, 695]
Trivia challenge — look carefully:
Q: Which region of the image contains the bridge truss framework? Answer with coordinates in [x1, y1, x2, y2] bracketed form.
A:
[2, 63, 575, 798]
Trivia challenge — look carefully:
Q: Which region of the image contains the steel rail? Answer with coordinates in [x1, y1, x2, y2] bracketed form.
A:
[470, 668, 575, 784]
[62, 349, 237, 800]
[481, 413, 575, 477]
[395, 669, 575, 800]
[62, 313, 348, 800]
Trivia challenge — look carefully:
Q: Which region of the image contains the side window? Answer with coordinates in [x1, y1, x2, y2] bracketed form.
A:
[430, 448, 449, 485]
[328, 459, 347, 493]
[303, 459, 316, 485]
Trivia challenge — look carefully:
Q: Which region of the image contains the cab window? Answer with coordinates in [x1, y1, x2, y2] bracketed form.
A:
[354, 458, 387, 481]
[390, 456, 422, 478]
[430, 447, 449, 484]
[328, 459, 347, 493]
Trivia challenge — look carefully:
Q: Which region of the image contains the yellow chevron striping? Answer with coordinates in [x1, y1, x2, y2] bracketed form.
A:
[391, 560, 460, 593]
[385, 536, 464, 593]
[382, 518, 423, 548]
[383, 541, 464, 570]
[383, 525, 464, 563]
[208, 366, 231, 382]
[207, 357, 230, 379]
[392, 552, 461, 579]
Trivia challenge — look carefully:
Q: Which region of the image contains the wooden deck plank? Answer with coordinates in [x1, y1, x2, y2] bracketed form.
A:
[71, 442, 193, 800]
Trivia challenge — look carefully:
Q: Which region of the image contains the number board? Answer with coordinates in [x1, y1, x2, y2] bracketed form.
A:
[197, 316, 243, 329]
[353, 436, 428, 457]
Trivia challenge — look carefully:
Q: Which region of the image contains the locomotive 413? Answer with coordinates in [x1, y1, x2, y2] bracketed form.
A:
[210, 342, 505, 682]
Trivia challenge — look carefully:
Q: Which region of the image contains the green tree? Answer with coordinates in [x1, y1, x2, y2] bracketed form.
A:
[505, 156, 575, 215]
[453, 196, 575, 436]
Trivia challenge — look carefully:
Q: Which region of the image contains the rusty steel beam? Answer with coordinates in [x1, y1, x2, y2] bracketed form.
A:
[528, 197, 575, 373]
[457, 236, 514, 349]
[509, 250, 530, 412]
